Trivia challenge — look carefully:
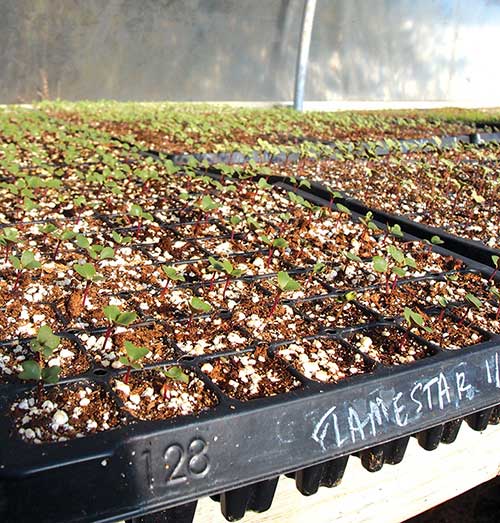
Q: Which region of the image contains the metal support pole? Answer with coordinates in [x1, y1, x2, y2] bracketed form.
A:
[293, 0, 317, 111]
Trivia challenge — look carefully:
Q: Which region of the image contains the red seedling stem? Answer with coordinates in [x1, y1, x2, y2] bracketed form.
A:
[82, 281, 92, 308]
[102, 325, 114, 353]
[488, 268, 498, 283]
[269, 292, 281, 318]
[209, 272, 216, 291]
[124, 366, 131, 384]
[458, 307, 470, 327]
[53, 239, 62, 261]
[222, 276, 231, 299]
[12, 270, 22, 293]
[160, 280, 170, 299]
[266, 248, 274, 267]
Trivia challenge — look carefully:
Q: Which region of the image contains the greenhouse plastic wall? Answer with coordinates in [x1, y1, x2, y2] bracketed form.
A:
[0, 0, 500, 104]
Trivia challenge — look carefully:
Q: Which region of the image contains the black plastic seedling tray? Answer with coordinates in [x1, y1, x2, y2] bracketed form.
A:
[140, 131, 500, 166]
[1, 178, 500, 523]
[298, 179, 499, 268]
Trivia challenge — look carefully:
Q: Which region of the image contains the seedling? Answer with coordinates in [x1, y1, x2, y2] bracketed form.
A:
[18, 325, 61, 400]
[382, 223, 403, 245]
[386, 245, 417, 290]
[326, 188, 343, 209]
[490, 287, 500, 320]
[160, 366, 190, 399]
[9, 250, 41, 292]
[436, 296, 449, 321]
[40, 224, 76, 260]
[207, 257, 245, 298]
[188, 296, 212, 328]
[458, 293, 482, 326]
[129, 203, 154, 238]
[488, 255, 499, 283]
[119, 341, 149, 384]
[0, 227, 19, 261]
[75, 234, 115, 262]
[228, 215, 242, 241]
[401, 307, 432, 350]
[112, 230, 133, 246]
[74, 262, 103, 307]
[359, 212, 381, 233]
[308, 261, 326, 284]
[102, 306, 137, 352]
[260, 235, 288, 267]
[332, 290, 357, 320]
[160, 265, 185, 297]
[270, 271, 301, 317]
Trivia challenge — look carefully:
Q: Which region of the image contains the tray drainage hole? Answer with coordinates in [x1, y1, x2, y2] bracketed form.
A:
[93, 368, 109, 377]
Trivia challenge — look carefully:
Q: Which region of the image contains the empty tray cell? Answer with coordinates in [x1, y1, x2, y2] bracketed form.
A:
[294, 296, 375, 330]
[112, 367, 217, 420]
[275, 338, 374, 383]
[172, 316, 250, 356]
[348, 325, 437, 366]
[200, 349, 301, 401]
[11, 382, 124, 444]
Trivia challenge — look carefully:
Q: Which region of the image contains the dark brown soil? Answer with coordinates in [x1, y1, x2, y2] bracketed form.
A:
[11, 383, 124, 443]
[276, 338, 375, 383]
[350, 326, 436, 366]
[112, 368, 217, 420]
[201, 350, 301, 401]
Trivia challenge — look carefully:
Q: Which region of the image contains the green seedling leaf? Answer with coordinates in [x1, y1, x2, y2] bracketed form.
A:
[74, 263, 97, 281]
[430, 235, 444, 245]
[75, 234, 91, 249]
[387, 245, 405, 264]
[335, 203, 352, 215]
[21, 250, 41, 269]
[163, 366, 190, 384]
[392, 267, 407, 278]
[465, 293, 482, 310]
[9, 255, 21, 270]
[189, 297, 212, 313]
[344, 291, 357, 301]
[103, 305, 121, 322]
[272, 238, 288, 249]
[257, 177, 273, 190]
[343, 251, 362, 263]
[372, 256, 388, 273]
[492, 255, 499, 268]
[313, 262, 326, 274]
[161, 266, 185, 282]
[200, 195, 219, 212]
[18, 360, 41, 381]
[99, 247, 115, 260]
[116, 311, 138, 326]
[437, 296, 448, 308]
[388, 224, 403, 238]
[124, 341, 149, 362]
[277, 271, 301, 292]
[41, 366, 61, 384]
[129, 204, 143, 218]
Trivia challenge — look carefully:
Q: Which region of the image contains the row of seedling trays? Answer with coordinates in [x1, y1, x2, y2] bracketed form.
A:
[0, 168, 499, 523]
